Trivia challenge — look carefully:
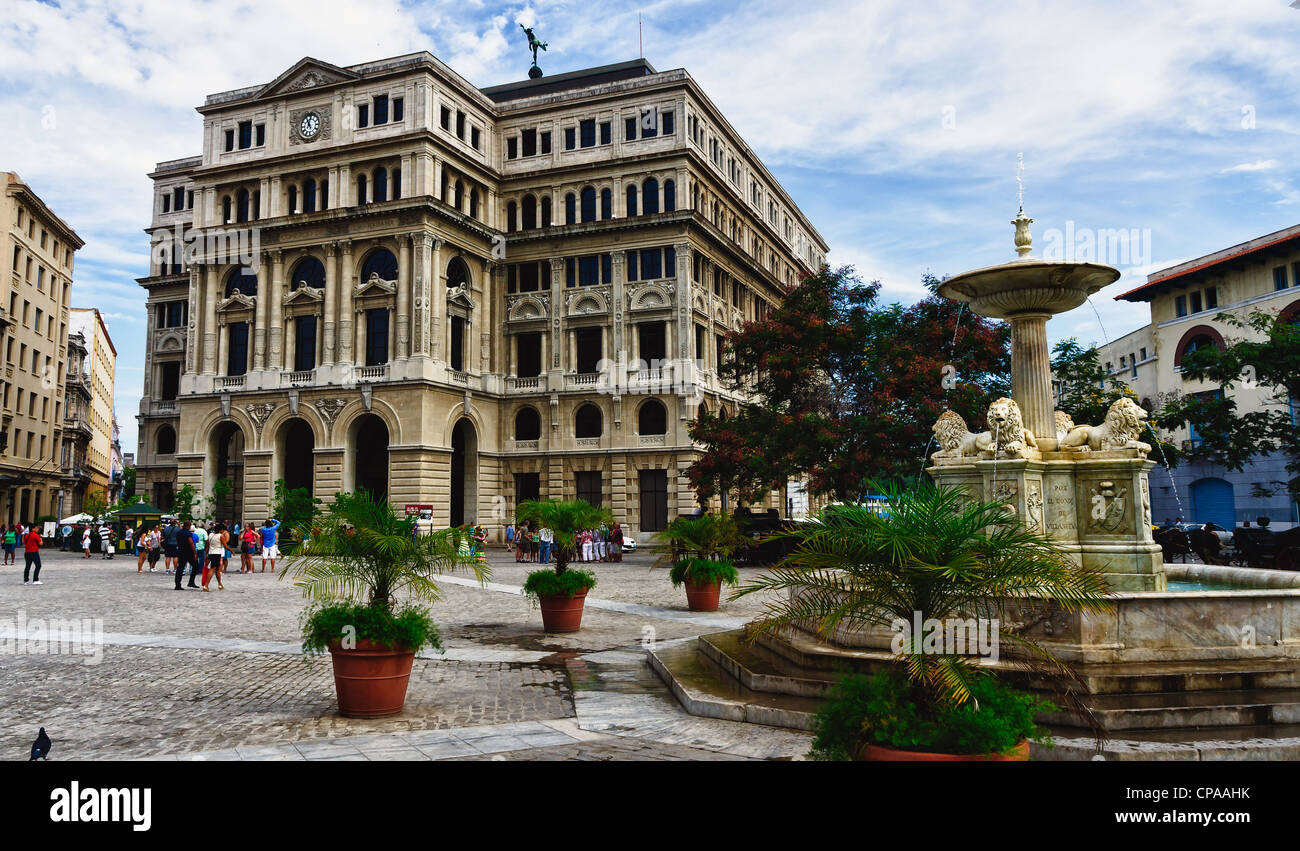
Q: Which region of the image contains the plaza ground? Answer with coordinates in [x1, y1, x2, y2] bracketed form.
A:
[0, 547, 810, 761]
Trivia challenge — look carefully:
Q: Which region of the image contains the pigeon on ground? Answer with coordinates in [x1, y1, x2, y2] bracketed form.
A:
[30, 728, 50, 761]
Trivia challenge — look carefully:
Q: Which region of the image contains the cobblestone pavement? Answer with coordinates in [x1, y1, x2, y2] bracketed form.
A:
[1, 549, 810, 761]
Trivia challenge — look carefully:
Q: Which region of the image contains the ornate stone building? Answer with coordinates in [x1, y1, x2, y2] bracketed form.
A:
[135, 53, 827, 537]
[2, 171, 81, 525]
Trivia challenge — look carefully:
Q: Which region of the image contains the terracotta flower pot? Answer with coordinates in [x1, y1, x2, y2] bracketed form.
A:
[327, 639, 416, 718]
[538, 589, 588, 633]
[856, 740, 1030, 761]
[683, 579, 722, 612]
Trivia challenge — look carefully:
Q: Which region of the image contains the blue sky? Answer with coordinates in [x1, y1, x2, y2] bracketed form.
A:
[2, 0, 1299, 455]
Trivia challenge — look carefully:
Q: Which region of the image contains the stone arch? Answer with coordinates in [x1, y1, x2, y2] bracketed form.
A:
[289, 253, 327, 290]
[450, 417, 479, 526]
[358, 245, 399, 282]
[333, 397, 404, 448]
[273, 417, 317, 497]
[189, 406, 257, 456]
[1278, 298, 1300, 324]
[514, 405, 542, 440]
[509, 295, 547, 321]
[637, 398, 668, 435]
[1172, 324, 1225, 367]
[447, 255, 472, 288]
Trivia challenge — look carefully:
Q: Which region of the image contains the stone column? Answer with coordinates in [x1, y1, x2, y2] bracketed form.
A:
[269, 249, 284, 370]
[396, 233, 412, 359]
[675, 242, 691, 361]
[338, 165, 352, 208]
[186, 266, 200, 374]
[216, 316, 228, 375]
[433, 157, 443, 201]
[338, 240, 354, 365]
[549, 258, 564, 377]
[412, 234, 433, 357]
[323, 242, 337, 364]
[269, 177, 282, 217]
[1010, 312, 1054, 444]
[252, 252, 269, 370]
[428, 238, 443, 360]
[400, 154, 412, 198]
[202, 265, 218, 374]
[284, 315, 297, 373]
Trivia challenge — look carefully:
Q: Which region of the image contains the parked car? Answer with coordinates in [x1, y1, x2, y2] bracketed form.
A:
[622, 536, 637, 551]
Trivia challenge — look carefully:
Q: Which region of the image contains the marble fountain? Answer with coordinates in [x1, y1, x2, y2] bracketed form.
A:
[649, 210, 1300, 758]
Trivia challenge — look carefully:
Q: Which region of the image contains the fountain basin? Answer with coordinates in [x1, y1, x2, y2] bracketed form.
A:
[937, 259, 1119, 318]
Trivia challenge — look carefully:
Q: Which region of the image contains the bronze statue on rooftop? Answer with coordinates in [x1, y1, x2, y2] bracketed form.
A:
[521, 24, 548, 78]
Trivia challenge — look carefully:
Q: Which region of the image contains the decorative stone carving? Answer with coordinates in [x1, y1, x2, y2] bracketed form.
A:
[246, 402, 277, 437]
[315, 398, 347, 431]
[1025, 481, 1044, 532]
[931, 410, 982, 459]
[1054, 410, 1075, 441]
[1087, 480, 1130, 533]
[985, 397, 1037, 455]
[1059, 398, 1151, 456]
[288, 105, 333, 145]
[931, 397, 1036, 459]
[355, 272, 396, 297]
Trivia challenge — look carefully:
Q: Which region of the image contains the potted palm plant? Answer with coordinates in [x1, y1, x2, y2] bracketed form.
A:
[734, 482, 1112, 761]
[517, 499, 612, 632]
[283, 491, 488, 718]
[656, 513, 744, 611]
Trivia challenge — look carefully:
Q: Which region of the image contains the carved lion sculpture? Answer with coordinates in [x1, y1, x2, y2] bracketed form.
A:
[931, 410, 981, 458]
[1059, 397, 1152, 455]
[984, 396, 1037, 455]
[1054, 410, 1075, 441]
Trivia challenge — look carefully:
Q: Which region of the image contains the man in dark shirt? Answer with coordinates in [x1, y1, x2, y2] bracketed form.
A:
[161, 519, 181, 574]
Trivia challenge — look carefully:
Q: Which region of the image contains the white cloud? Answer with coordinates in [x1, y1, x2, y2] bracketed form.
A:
[1222, 159, 1278, 173]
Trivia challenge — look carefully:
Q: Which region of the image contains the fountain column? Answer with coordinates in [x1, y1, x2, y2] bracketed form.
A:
[1009, 311, 1054, 443]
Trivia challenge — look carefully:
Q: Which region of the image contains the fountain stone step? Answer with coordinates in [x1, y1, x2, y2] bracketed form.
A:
[697, 631, 841, 698]
[646, 638, 824, 731]
[1039, 687, 1300, 731]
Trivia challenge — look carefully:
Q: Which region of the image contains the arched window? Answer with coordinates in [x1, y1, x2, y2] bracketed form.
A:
[225, 268, 257, 297]
[447, 257, 470, 288]
[541, 196, 552, 228]
[373, 168, 388, 203]
[565, 193, 577, 225]
[514, 407, 541, 441]
[626, 184, 638, 217]
[580, 186, 597, 223]
[454, 179, 464, 211]
[303, 179, 317, 213]
[236, 188, 250, 223]
[392, 168, 402, 200]
[638, 399, 667, 435]
[507, 201, 518, 233]
[523, 194, 537, 230]
[643, 178, 660, 215]
[156, 425, 176, 455]
[290, 257, 326, 290]
[664, 179, 676, 212]
[601, 188, 612, 220]
[469, 187, 479, 218]
[356, 173, 368, 205]
[287, 185, 298, 214]
[1183, 334, 1218, 360]
[575, 403, 603, 438]
[221, 195, 232, 223]
[361, 249, 398, 282]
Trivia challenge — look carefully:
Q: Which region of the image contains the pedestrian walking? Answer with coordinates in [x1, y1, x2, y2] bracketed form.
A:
[21, 523, 43, 585]
[2, 525, 16, 565]
[162, 519, 181, 574]
[239, 521, 256, 573]
[81, 526, 91, 559]
[146, 526, 162, 572]
[505, 522, 515, 552]
[175, 521, 198, 590]
[610, 522, 624, 563]
[99, 524, 114, 559]
[202, 523, 228, 591]
[539, 525, 553, 565]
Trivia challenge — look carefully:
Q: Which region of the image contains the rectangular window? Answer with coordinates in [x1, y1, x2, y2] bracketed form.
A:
[224, 129, 235, 152]
[522, 128, 536, 157]
[576, 471, 603, 508]
[640, 248, 662, 280]
[516, 333, 543, 378]
[627, 250, 638, 281]
[456, 111, 465, 139]
[1205, 287, 1218, 310]
[450, 316, 465, 371]
[599, 121, 611, 145]
[440, 106, 451, 130]
[471, 127, 481, 150]
[540, 131, 551, 154]
[575, 327, 602, 373]
[564, 127, 576, 150]
[187, 190, 194, 209]
[662, 110, 675, 135]
[294, 315, 317, 372]
[638, 323, 666, 363]
[174, 187, 185, 210]
[373, 94, 388, 125]
[1190, 291, 1202, 314]
[365, 308, 390, 366]
[162, 195, 171, 213]
[255, 123, 265, 146]
[639, 469, 669, 532]
[624, 117, 637, 141]
[580, 119, 596, 148]
[238, 120, 252, 149]
[519, 262, 540, 293]
[602, 253, 612, 284]
[578, 255, 600, 287]
[507, 137, 519, 159]
[1275, 266, 1289, 291]
[514, 472, 541, 503]
[357, 104, 369, 128]
[166, 301, 185, 327]
[227, 322, 249, 376]
[1175, 295, 1187, 317]
[393, 97, 404, 122]
[565, 258, 575, 288]
[161, 362, 180, 400]
[1140, 347, 1147, 361]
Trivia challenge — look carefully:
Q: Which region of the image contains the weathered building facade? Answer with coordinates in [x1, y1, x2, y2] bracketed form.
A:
[136, 53, 827, 537]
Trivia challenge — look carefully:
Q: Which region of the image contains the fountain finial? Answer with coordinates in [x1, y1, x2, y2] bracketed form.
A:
[1012, 152, 1032, 257]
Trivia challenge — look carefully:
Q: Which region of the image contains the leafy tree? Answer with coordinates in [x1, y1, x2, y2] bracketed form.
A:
[1157, 309, 1300, 500]
[211, 477, 233, 520]
[1050, 338, 1134, 427]
[121, 467, 136, 500]
[272, 479, 321, 545]
[172, 483, 200, 523]
[82, 490, 108, 519]
[687, 267, 1010, 503]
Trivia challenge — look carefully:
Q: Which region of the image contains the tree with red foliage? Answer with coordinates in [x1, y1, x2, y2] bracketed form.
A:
[688, 267, 1010, 503]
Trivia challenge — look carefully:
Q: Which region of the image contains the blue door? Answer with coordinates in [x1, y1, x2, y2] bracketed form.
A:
[1191, 478, 1235, 529]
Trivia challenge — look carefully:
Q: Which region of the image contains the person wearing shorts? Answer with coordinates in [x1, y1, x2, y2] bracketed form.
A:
[2, 525, 16, 565]
[161, 519, 180, 573]
[260, 518, 281, 573]
[22, 524, 43, 585]
[202, 523, 228, 591]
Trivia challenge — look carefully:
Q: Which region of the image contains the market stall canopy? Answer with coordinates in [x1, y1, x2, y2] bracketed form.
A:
[59, 512, 95, 524]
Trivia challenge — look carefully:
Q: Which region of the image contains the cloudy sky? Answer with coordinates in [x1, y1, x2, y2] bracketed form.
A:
[3, 0, 1299, 454]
